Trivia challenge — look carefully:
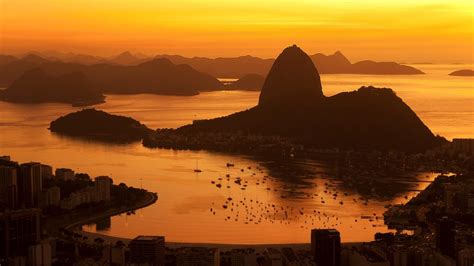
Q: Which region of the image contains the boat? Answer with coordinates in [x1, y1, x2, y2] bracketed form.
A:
[194, 159, 202, 173]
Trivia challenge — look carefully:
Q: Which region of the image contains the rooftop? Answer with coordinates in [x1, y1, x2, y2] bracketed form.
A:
[133, 235, 165, 242]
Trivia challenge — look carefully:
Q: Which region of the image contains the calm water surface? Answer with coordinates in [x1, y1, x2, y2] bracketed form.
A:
[0, 63, 472, 243]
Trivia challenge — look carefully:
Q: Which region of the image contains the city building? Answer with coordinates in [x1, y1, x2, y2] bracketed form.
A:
[281, 248, 300, 266]
[175, 247, 220, 266]
[20, 162, 42, 208]
[458, 248, 474, 266]
[59, 186, 99, 210]
[436, 217, 456, 259]
[451, 138, 474, 154]
[346, 246, 389, 266]
[46, 186, 60, 206]
[103, 243, 125, 266]
[311, 229, 341, 266]
[229, 248, 257, 266]
[55, 168, 75, 181]
[0, 165, 18, 209]
[129, 235, 165, 266]
[28, 240, 52, 266]
[0, 155, 11, 161]
[0, 209, 41, 259]
[40, 165, 53, 180]
[95, 176, 112, 202]
[264, 248, 283, 266]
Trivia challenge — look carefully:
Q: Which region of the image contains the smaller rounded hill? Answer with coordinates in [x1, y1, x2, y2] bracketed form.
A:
[50, 109, 151, 142]
[449, 69, 474, 76]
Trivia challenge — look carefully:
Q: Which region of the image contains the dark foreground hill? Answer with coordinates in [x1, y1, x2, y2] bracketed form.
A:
[50, 109, 151, 142]
[449, 69, 474, 76]
[0, 68, 105, 106]
[144, 45, 443, 153]
[0, 56, 223, 96]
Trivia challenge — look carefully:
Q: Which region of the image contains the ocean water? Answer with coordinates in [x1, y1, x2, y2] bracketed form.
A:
[0, 63, 472, 243]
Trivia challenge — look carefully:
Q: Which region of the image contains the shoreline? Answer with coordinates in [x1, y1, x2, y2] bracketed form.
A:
[79, 229, 363, 252]
[65, 191, 157, 231]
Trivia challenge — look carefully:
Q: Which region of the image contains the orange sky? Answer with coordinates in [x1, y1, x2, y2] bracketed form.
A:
[1, 0, 473, 62]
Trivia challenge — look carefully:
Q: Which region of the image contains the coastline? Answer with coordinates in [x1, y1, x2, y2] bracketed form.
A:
[64, 191, 158, 231]
[78, 230, 363, 252]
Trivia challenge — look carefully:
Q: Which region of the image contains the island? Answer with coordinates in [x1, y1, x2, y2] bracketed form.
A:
[143, 45, 444, 153]
[50, 109, 152, 142]
[0, 68, 105, 106]
[449, 69, 474, 76]
[311, 51, 424, 75]
[224, 74, 265, 90]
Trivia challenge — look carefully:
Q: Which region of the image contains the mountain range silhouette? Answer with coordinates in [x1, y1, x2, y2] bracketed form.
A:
[157, 45, 442, 152]
[0, 56, 222, 97]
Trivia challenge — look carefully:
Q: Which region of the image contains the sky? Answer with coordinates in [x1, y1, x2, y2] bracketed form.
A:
[1, 0, 473, 62]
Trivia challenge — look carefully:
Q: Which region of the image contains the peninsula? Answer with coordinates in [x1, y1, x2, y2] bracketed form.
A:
[144, 45, 443, 153]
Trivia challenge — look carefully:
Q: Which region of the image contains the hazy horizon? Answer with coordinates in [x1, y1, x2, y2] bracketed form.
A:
[2, 0, 473, 63]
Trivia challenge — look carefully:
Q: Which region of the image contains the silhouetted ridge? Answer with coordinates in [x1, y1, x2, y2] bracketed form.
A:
[0, 56, 223, 95]
[145, 46, 443, 152]
[0, 68, 104, 106]
[258, 45, 324, 109]
[50, 109, 151, 142]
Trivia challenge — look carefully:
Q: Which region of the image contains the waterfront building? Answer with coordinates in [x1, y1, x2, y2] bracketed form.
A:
[40, 165, 53, 180]
[95, 176, 112, 202]
[346, 246, 389, 266]
[230, 248, 256, 266]
[55, 168, 75, 180]
[311, 228, 341, 266]
[103, 243, 125, 266]
[20, 162, 42, 208]
[0, 165, 18, 209]
[46, 186, 60, 206]
[28, 240, 52, 266]
[0, 209, 41, 260]
[281, 248, 300, 266]
[129, 235, 165, 266]
[451, 138, 474, 154]
[386, 245, 408, 266]
[175, 247, 220, 266]
[264, 248, 283, 266]
[436, 217, 456, 259]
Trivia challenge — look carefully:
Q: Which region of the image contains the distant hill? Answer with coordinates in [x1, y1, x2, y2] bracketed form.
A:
[0, 68, 105, 106]
[0, 56, 223, 95]
[310, 52, 424, 75]
[144, 45, 442, 153]
[50, 109, 151, 142]
[108, 51, 147, 65]
[0, 55, 18, 66]
[23, 50, 108, 65]
[224, 74, 265, 91]
[156, 51, 424, 78]
[449, 69, 474, 76]
[155, 54, 274, 78]
[4, 50, 424, 79]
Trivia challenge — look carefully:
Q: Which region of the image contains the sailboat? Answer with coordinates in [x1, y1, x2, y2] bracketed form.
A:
[194, 159, 202, 173]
